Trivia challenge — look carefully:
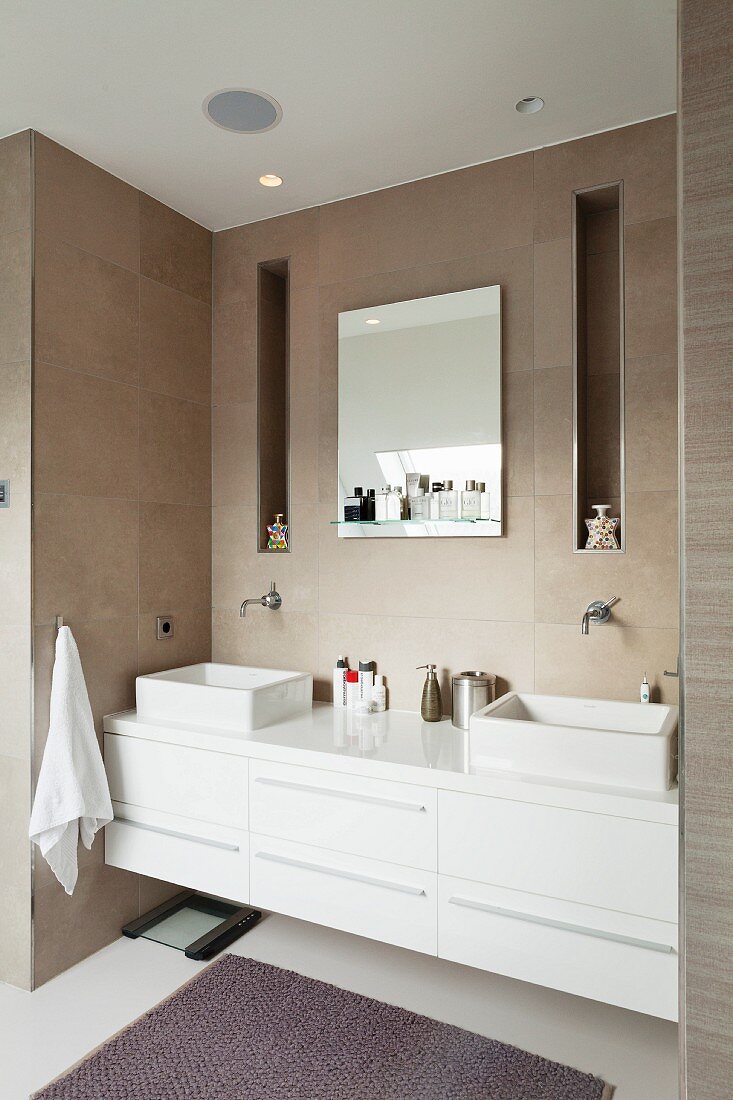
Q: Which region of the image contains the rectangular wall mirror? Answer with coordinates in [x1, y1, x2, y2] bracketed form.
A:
[336, 285, 502, 539]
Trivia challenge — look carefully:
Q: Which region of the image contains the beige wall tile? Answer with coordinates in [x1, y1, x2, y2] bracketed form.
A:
[625, 355, 678, 493]
[140, 391, 211, 505]
[140, 277, 211, 403]
[138, 875, 184, 913]
[586, 249, 621, 374]
[535, 623, 679, 705]
[0, 491, 31, 626]
[533, 115, 676, 242]
[0, 754, 32, 988]
[34, 239, 139, 384]
[625, 217, 677, 360]
[214, 209, 319, 302]
[212, 608, 317, 676]
[212, 401, 257, 506]
[504, 370, 534, 498]
[33, 133, 140, 271]
[139, 502, 211, 614]
[534, 367, 573, 496]
[533, 238, 571, 368]
[0, 360, 31, 493]
[213, 299, 255, 405]
[289, 286, 320, 506]
[0, 229, 31, 364]
[534, 492, 678, 628]
[33, 494, 138, 625]
[138, 609, 211, 676]
[140, 193, 211, 303]
[33, 862, 139, 987]
[318, 614, 535, 710]
[319, 154, 533, 285]
[0, 130, 31, 236]
[0, 625, 31, 758]
[318, 497, 534, 624]
[586, 373, 621, 499]
[213, 505, 317, 613]
[33, 363, 138, 498]
[585, 209, 619, 255]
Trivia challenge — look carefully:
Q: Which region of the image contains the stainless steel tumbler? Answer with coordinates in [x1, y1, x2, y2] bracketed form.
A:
[451, 671, 496, 729]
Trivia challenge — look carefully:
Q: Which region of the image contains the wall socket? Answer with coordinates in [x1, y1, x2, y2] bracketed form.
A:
[156, 616, 174, 640]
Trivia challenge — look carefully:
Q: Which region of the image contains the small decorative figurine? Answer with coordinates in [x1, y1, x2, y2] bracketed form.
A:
[585, 504, 620, 550]
[267, 514, 288, 551]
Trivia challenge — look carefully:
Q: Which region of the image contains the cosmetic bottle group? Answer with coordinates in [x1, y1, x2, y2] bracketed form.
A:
[333, 657, 387, 713]
[344, 475, 490, 523]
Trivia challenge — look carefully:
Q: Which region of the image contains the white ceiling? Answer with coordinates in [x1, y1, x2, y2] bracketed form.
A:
[1, 0, 677, 231]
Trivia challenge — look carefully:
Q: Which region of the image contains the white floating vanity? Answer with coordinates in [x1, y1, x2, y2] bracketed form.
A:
[103, 667, 679, 1022]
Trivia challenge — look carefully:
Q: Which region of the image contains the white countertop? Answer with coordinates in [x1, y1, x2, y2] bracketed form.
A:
[103, 702, 678, 825]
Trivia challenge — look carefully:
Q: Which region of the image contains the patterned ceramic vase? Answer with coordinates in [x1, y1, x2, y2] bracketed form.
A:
[267, 514, 288, 551]
[585, 504, 619, 550]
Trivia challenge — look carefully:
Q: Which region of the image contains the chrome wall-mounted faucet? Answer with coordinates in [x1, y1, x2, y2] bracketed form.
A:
[581, 596, 618, 635]
[240, 581, 282, 618]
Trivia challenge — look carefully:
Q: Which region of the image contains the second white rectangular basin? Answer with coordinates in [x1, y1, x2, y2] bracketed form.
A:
[136, 663, 313, 732]
[470, 692, 678, 791]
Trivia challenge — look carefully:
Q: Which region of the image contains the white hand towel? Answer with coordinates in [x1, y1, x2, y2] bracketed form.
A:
[29, 626, 113, 895]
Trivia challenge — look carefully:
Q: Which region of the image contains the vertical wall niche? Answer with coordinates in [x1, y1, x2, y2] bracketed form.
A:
[572, 181, 625, 552]
[257, 258, 290, 552]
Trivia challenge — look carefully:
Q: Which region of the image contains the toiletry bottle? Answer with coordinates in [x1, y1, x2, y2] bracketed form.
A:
[374, 487, 389, 521]
[344, 493, 362, 522]
[354, 487, 366, 520]
[410, 487, 428, 520]
[345, 669, 360, 709]
[358, 660, 374, 710]
[430, 483, 443, 520]
[478, 481, 491, 520]
[640, 673, 650, 704]
[405, 472, 422, 501]
[439, 479, 459, 520]
[365, 489, 376, 521]
[386, 486, 402, 520]
[461, 479, 480, 520]
[372, 674, 387, 712]
[417, 664, 443, 722]
[333, 656, 348, 708]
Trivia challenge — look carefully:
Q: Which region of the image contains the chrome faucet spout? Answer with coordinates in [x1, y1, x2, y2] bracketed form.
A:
[240, 582, 282, 619]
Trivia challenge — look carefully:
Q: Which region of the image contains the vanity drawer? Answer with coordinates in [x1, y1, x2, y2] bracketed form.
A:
[105, 802, 249, 902]
[250, 834, 437, 956]
[438, 790, 677, 922]
[250, 760, 437, 871]
[105, 733, 248, 829]
[438, 875, 677, 1020]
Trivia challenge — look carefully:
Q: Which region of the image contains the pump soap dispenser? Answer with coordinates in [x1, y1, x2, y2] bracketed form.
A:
[417, 664, 443, 722]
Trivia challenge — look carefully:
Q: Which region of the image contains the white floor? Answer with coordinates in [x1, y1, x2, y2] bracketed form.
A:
[1, 913, 678, 1100]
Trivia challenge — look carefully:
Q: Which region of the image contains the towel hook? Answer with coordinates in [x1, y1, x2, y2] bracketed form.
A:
[54, 615, 64, 633]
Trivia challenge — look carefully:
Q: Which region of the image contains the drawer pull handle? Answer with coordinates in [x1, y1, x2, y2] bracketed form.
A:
[256, 851, 426, 896]
[255, 776, 427, 813]
[448, 896, 675, 954]
[112, 816, 239, 852]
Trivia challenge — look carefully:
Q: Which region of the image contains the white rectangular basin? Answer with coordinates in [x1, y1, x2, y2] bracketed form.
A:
[470, 693, 678, 791]
[136, 663, 313, 732]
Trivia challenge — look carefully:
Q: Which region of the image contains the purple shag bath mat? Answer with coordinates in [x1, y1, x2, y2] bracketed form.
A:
[34, 954, 612, 1099]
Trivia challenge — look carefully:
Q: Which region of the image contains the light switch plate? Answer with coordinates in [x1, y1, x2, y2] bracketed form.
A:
[0, 479, 9, 507]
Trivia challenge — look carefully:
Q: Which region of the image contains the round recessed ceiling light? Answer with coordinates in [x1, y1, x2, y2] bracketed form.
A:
[515, 96, 544, 114]
[203, 88, 283, 133]
[365, 318, 381, 325]
[259, 174, 283, 187]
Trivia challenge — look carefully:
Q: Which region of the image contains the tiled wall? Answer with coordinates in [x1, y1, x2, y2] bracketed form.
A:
[211, 116, 680, 714]
[30, 135, 212, 986]
[0, 131, 33, 989]
[680, 0, 733, 1093]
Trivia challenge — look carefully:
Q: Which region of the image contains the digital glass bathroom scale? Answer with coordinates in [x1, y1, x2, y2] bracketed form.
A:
[122, 891, 262, 960]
